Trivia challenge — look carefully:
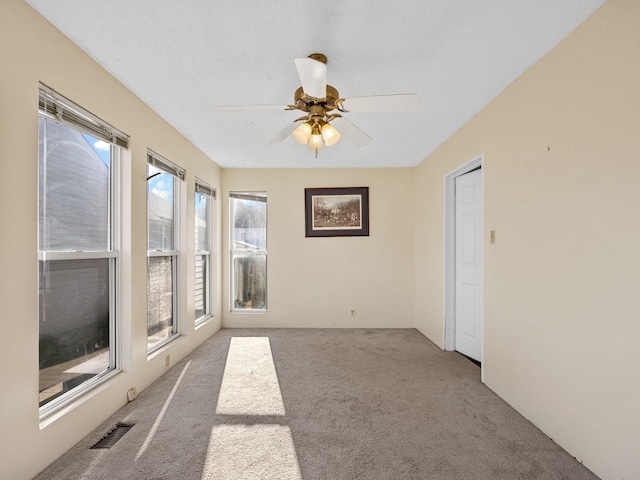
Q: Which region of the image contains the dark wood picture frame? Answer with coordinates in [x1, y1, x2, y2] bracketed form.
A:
[305, 187, 369, 237]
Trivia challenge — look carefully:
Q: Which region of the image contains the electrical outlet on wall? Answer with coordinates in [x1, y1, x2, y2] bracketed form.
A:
[349, 308, 356, 318]
[127, 387, 138, 402]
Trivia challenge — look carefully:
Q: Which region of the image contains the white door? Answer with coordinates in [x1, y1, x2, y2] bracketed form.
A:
[455, 169, 483, 362]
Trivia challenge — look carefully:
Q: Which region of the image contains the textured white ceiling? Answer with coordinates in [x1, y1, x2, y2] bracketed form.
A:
[25, 0, 607, 168]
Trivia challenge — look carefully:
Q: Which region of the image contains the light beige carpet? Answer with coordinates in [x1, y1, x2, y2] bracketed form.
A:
[35, 329, 599, 480]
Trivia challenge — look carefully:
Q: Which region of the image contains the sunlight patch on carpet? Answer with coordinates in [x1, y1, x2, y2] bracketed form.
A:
[202, 424, 302, 480]
[216, 337, 286, 415]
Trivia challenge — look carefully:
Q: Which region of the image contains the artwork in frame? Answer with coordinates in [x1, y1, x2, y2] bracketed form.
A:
[305, 187, 369, 237]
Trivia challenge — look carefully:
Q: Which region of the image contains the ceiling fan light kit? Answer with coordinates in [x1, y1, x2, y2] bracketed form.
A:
[215, 53, 421, 157]
[290, 99, 344, 156]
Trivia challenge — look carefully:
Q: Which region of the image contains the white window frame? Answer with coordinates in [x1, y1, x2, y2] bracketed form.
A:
[147, 150, 184, 353]
[229, 192, 268, 313]
[195, 178, 216, 324]
[37, 84, 127, 419]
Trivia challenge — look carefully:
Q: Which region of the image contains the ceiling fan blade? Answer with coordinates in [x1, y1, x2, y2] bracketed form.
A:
[332, 117, 372, 148]
[214, 104, 288, 112]
[294, 57, 327, 99]
[340, 93, 421, 112]
[268, 122, 300, 144]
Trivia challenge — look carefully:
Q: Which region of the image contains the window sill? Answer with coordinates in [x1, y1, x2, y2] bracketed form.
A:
[147, 332, 181, 357]
[39, 368, 123, 429]
[195, 314, 214, 329]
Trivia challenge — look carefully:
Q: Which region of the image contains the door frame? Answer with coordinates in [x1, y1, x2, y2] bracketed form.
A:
[443, 154, 483, 356]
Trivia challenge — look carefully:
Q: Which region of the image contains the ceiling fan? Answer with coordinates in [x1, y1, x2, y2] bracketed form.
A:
[214, 53, 421, 157]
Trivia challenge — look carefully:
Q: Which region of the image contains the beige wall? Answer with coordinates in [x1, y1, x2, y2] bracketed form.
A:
[414, 1, 640, 478]
[222, 168, 415, 328]
[0, 1, 222, 478]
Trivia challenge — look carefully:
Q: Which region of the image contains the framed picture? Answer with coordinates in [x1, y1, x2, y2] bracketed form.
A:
[305, 187, 369, 237]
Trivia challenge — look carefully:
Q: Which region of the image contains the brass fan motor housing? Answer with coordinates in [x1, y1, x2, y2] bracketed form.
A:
[293, 85, 340, 112]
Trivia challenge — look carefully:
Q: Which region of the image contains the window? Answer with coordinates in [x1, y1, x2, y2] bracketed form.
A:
[195, 179, 216, 323]
[147, 151, 184, 351]
[38, 84, 128, 415]
[230, 192, 267, 311]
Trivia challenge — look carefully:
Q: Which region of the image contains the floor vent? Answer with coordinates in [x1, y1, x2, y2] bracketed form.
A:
[91, 423, 135, 449]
